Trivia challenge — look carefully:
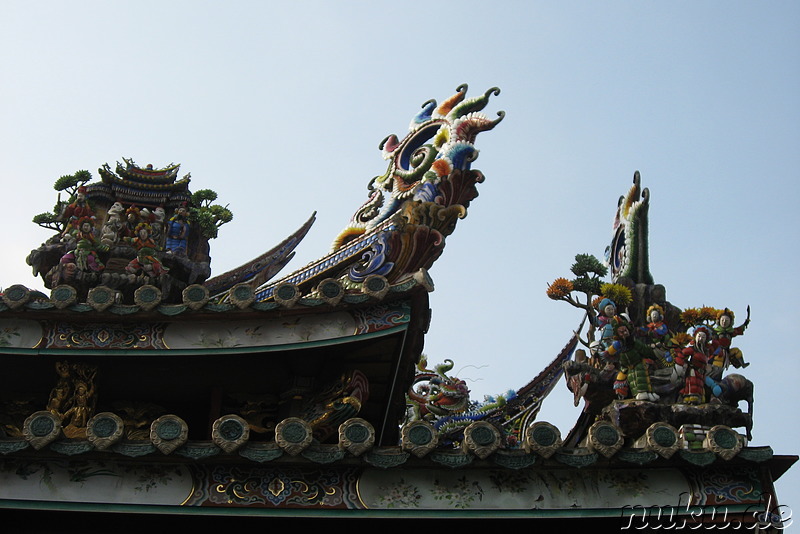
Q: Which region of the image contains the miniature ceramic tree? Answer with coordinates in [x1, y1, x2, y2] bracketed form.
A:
[547, 253, 607, 315]
[547, 254, 635, 343]
[188, 189, 233, 240]
[32, 170, 92, 233]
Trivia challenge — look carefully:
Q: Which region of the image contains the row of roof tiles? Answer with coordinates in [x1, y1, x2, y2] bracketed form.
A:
[2, 410, 772, 470]
[0, 271, 434, 316]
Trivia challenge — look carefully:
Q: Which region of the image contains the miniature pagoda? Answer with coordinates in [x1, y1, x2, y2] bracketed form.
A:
[0, 85, 794, 529]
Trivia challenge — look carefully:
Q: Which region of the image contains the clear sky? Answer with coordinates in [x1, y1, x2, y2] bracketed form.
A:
[1, 1, 799, 521]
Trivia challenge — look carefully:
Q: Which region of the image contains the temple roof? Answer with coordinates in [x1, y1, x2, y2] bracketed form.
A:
[25, 85, 503, 309]
[3, 87, 794, 522]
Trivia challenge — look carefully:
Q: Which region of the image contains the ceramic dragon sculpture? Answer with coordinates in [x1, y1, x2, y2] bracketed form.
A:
[253, 85, 504, 301]
[406, 357, 513, 435]
[404, 325, 582, 444]
[333, 84, 505, 248]
[605, 171, 653, 285]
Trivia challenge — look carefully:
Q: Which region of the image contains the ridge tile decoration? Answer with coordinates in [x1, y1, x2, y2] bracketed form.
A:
[552, 173, 756, 446]
[27, 160, 236, 306]
[22, 85, 503, 310]
[255, 84, 504, 302]
[404, 172, 758, 456]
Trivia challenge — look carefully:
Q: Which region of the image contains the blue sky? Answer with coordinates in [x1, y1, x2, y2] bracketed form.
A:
[1, 1, 799, 520]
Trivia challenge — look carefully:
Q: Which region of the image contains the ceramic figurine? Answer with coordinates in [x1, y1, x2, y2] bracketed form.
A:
[150, 206, 166, 245]
[165, 204, 190, 255]
[123, 205, 142, 238]
[60, 216, 105, 273]
[713, 308, 749, 369]
[638, 304, 672, 365]
[59, 185, 94, 237]
[598, 317, 660, 401]
[673, 326, 718, 404]
[99, 201, 125, 247]
[593, 298, 620, 349]
[125, 222, 167, 277]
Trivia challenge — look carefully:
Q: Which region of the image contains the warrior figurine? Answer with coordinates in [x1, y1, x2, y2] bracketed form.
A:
[60, 216, 105, 273]
[123, 206, 142, 238]
[125, 222, 167, 277]
[598, 317, 660, 401]
[674, 326, 718, 404]
[638, 304, 672, 366]
[165, 204, 190, 256]
[60, 186, 94, 237]
[713, 308, 749, 369]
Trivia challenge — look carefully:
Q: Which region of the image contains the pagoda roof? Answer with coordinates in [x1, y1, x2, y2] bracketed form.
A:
[100, 157, 187, 188]
[90, 157, 192, 209]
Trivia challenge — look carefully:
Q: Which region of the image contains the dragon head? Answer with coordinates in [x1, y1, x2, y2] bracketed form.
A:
[333, 85, 504, 250]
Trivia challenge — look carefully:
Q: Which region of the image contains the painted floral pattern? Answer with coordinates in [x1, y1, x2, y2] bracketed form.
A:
[0, 459, 192, 505]
[359, 468, 694, 510]
[375, 478, 422, 508]
[431, 476, 484, 508]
